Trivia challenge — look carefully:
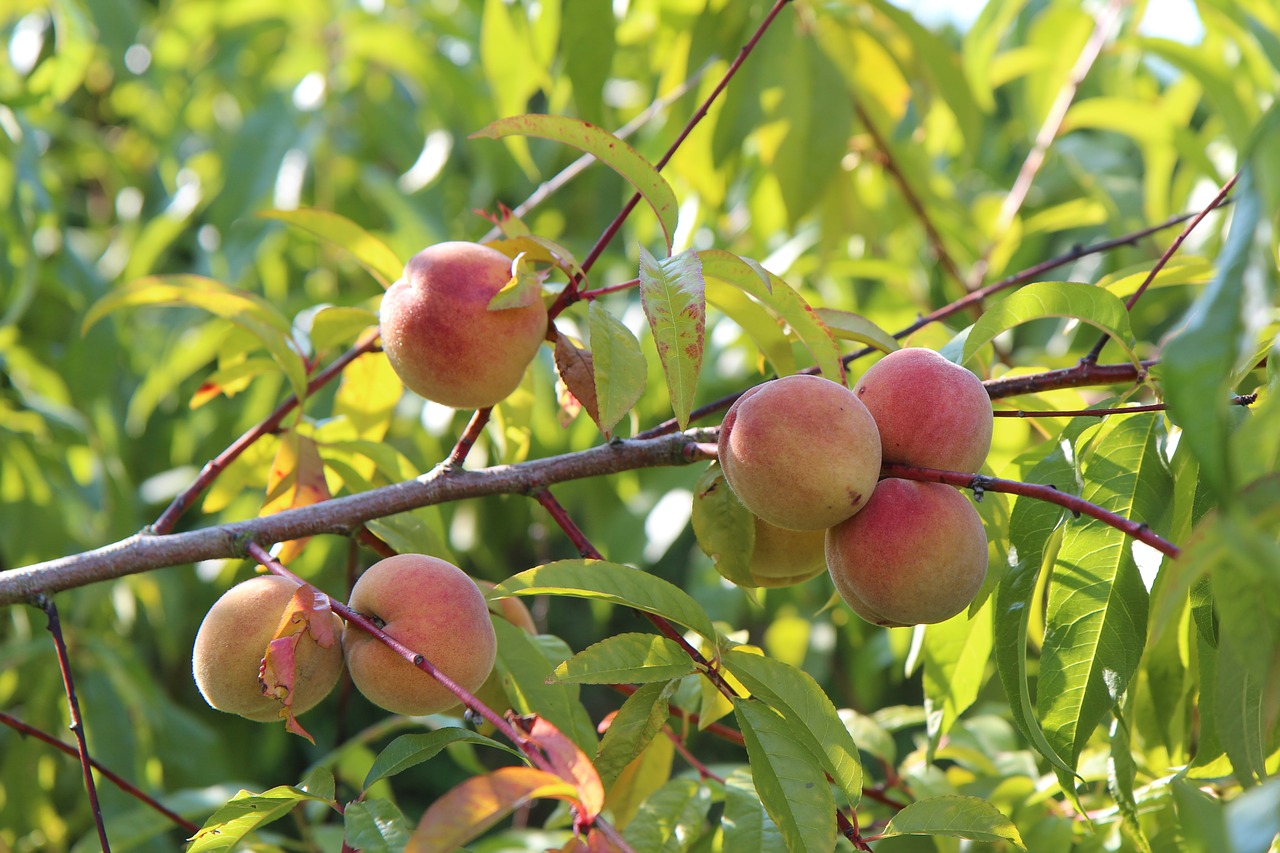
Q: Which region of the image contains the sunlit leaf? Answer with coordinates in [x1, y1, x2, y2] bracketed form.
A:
[493, 619, 599, 755]
[813, 308, 900, 354]
[186, 786, 334, 852]
[344, 798, 411, 853]
[363, 729, 522, 791]
[621, 777, 713, 853]
[639, 247, 705, 429]
[880, 796, 1025, 849]
[260, 431, 331, 564]
[554, 633, 696, 684]
[601, 724, 675, 830]
[406, 767, 580, 853]
[923, 598, 994, 756]
[258, 208, 403, 288]
[472, 114, 680, 250]
[487, 252, 545, 310]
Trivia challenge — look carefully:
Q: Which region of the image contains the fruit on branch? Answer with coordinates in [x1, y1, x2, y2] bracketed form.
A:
[718, 374, 881, 530]
[379, 241, 548, 409]
[745, 517, 829, 587]
[826, 478, 988, 626]
[192, 575, 345, 722]
[853, 347, 993, 473]
[343, 553, 498, 715]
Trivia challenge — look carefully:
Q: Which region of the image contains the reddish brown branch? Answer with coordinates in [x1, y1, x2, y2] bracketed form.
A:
[882, 462, 1180, 558]
[151, 334, 381, 534]
[0, 711, 199, 834]
[446, 407, 493, 469]
[994, 394, 1256, 418]
[983, 359, 1153, 400]
[39, 596, 111, 852]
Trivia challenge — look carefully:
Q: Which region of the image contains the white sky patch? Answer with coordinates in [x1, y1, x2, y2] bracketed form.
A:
[9, 12, 47, 75]
[124, 43, 151, 75]
[292, 72, 327, 112]
[399, 129, 453, 193]
[643, 488, 693, 563]
[900, 0, 1202, 44]
[1132, 539, 1164, 591]
[273, 148, 309, 210]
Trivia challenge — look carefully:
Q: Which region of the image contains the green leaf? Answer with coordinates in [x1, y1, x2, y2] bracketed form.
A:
[1163, 165, 1278, 504]
[813, 308, 900, 354]
[472, 115, 679, 250]
[880, 795, 1025, 849]
[699, 249, 845, 384]
[595, 679, 677, 790]
[589, 301, 647, 437]
[732, 698, 837, 853]
[186, 786, 334, 852]
[485, 251, 543, 311]
[82, 275, 309, 402]
[963, 282, 1139, 367]
[922, 597, 994, 756]
[690, 463, 756, 588]
[344, 798, 411, 853]
[1213, 631, 1269, 787]
[493, 619, 599, 756]
[553, 633, 696, 684]
[363, 728, 522, 791]
[994, 419, 1093, 780]
[491, 559, 719, 648]
[705, 281, 797, 377]
[621, 777, 713, 853]
[722, 768, 790, 853]
[257, 209, 403, 288]
[1038, 414, 1167, 769]
[1226, 776, 1280, 852]
[407, 767, 581, 853]
[560, 0, 615, 124]
[639, 247, 706, 429]
[1108, 713, 1154, 853]
[723, 649, 863, 808]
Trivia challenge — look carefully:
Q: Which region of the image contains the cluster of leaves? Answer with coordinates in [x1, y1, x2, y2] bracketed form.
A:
[2, 0, 1280, 851]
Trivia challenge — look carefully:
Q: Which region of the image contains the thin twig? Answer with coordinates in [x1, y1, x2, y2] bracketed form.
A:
[994, 394, 1256, 418]
[446, 407, 493, 469]
[1081, 172, 1238, 363]
[0, 711, 199, 834]
[882, 462, 1180, 558]
[39, 595, 111, 852]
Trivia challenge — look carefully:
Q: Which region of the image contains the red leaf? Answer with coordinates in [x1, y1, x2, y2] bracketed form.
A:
[554, 331, 602, 430]
[520, 715, 605, 821]
[407, 767, 580, 853]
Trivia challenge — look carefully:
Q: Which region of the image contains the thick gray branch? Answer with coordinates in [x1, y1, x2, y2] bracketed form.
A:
[1, 430, 718, 607]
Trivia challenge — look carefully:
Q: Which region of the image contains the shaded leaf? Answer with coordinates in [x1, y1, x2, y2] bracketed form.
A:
[344, 798, 411, 853]
[363, 729, 522, 791]
[595, 679, 678, 791]
[813, 308, 900, 354]
[621, 777, 713, 853]
[601, 728, 675, 831]
[722, 768, 789, 853]
[406, 767, 580, 853]
[555, 330, 602, 429]
[494, 619, 599, 755]
[487, 251, 545, 311]
[880, 795, 1025, 849]
[589, 301, 647, 437]
[472, 115, 679, 250]
[690, 463, 756, 588]
[963, 282, 1139, 367]
[923, 597, 994, 756]
[639, 247, 706, 429]
[554, 633, 696, 684]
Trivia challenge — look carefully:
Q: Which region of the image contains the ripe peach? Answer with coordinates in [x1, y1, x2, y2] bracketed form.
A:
[718, 374, 882, 530]
[192, 575, 345, 722]
[343, 554, 497, 716]
[826, 478, 988, 626]
[746, 518, 828, 587]
[853, 347, 993, 473]
[379, 241, 547, 409]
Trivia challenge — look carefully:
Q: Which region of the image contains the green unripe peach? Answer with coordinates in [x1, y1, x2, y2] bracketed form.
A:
[379, 241, 547, 409]
[192, 575, 345, 722]
[746, 518, 828, 587]
[825, 478, 988, 626]
[718, 374, 882, 531]
[343, 554, 497, 716]
[853, 347, 993, 473]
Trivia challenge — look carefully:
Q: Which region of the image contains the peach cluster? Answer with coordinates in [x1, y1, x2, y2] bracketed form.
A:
[715, 348, 994, 625]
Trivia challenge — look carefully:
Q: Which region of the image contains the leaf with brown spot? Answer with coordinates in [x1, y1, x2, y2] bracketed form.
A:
[639, 247, 705, 429]
[554, 330, 602, 430]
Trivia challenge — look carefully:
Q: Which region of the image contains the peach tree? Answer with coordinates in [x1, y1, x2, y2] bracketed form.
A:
[1, 0, 1279, 851]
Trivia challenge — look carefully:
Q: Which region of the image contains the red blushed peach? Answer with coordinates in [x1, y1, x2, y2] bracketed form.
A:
[718, 375, 882, 530]
[853, 347, 993, 473]
[826, 478, 988, 626]
[343, 554, 497, 716]
[379, 241, 547, 409]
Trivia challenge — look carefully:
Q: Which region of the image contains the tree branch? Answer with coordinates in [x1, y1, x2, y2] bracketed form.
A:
[2, 431, 717, 607]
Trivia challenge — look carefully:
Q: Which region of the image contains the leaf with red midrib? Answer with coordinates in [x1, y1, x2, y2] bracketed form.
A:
[523, 715, 605, 820]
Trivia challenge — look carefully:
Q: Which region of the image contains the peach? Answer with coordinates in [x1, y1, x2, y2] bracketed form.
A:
[379, 241, 547, 409]
[718, 374, 882, 530]
[826, 478, 988, 626]
[192, 575, 345, 722]
[343, 554, 497, 716]
[853, 347, 992, 473]
[746, 518, 828, 587]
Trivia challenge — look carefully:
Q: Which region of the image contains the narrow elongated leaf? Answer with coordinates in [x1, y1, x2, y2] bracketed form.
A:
[344, 798, 411, 853]
[186, 786, 334, 852]
[722, 768, 789, 853]
[813, 308, 900, 354]
[491, 560, 719, 647]
[554, 633, 696, 684]
[639, 247, 705, 429]
[880, 796, 1025, 849]
[994, 420, 1093, 779]
[363, 729, 521, 790]
[589, 301, 647, 437]
[604, 733, 675, 831]
[407, 767, 580, 853]
[493, 619, 599, 755]
[595, 679, 677, 790]
[1038, 414, 1167, 769]
[1214, 631, 1269, 786]
[733, 698, 837, 853]
[699, 249, 845, 383]
[257, 209, 403, 287]
[1108, 713, 1154, 853]
[472, 115, 679, 250]
[962, 282, 1139, 367]
[83, 275, 308, 400]
[923, 597, 993, 755]
[724, 649, 862, 807]
[690, 463, 756, 588]
[621, 777, 713, 853]
[705, 281, 796, 377]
